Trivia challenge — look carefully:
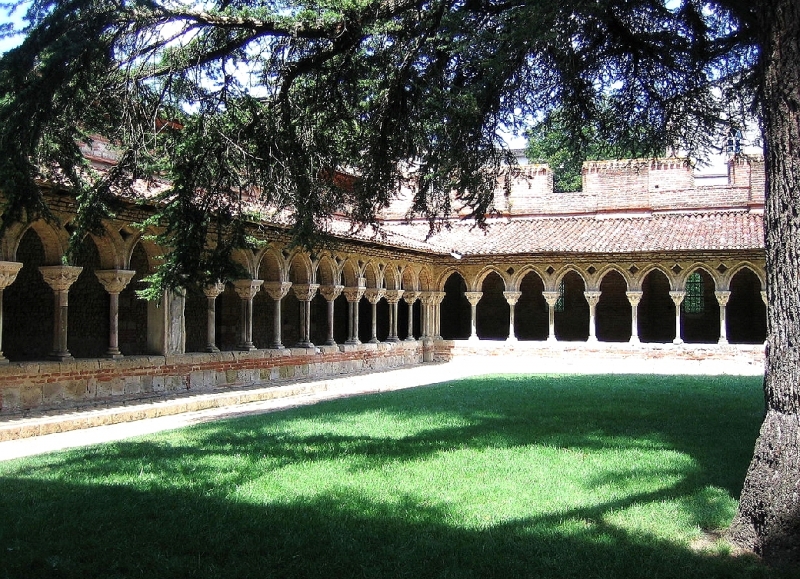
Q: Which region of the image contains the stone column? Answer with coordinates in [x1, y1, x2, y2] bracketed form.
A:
[464, 291, 483, 341]
[319, 284, 344, 345]
[292, 284, 319, 348]
[542, 291, 560, 343]
[761, 290, 767, 306]
[584, 290, 602, 343]
[233, 279, 263, 351]
[669, 290, 686, 345]
[384, 290, 404, 342]
[343, 285, 366, 345]
[202, 282, 225, 353]
[419, 291, 434, 338]
[715, 290, 731, 345]
[39, 265, 83, 361]
[364, 288, 386, 344]
[626, 290, 643, 345]
[402, 291, 419, 341]
[95, 269, 136, 359]
[262, 281, 292, 349]
[432, 291, 446, 339]
[0, 261, 23, 363]
[503, 291, 522, 342]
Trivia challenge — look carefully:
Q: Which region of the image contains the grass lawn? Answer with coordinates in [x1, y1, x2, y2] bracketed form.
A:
[0, 373, 791, 578]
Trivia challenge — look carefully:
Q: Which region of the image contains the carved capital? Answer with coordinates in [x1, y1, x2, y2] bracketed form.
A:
[95, 269, 136, 295]
[418, 291, 435, 306]
[626, 290, 643, 307]
[384, 289, 404, 304]
[343, 286, 366, 303]
[542, 291, 560, 307]
[583, 290, 602, 307]
[233, 279, 264, 300]
[364, 288, 386, 304]
[262, 281, 292, 301]
[464, 291, 483, 307]
[669, 290, 686, 306]
[292, 283, 320, 302]
[202, 281, 226, 299]
[0, 261, 23, 290]
[39, 265, 83, 292]
[319, 284, 344, 302]
[714, 290, 731, 306]
[402, 290, 420, 305]
[432, 291, 446, 305]
[503, 291, 522, 306]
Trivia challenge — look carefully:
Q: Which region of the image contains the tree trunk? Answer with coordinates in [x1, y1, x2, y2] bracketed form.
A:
[728, 0, 800, 567]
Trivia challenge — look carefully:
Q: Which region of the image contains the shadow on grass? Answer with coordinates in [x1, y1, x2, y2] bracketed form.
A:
[0, 477, 782, 579]
[0, 374, 786, 578]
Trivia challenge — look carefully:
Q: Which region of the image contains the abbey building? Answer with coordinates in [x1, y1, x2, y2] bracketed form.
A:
[0, 149, 766, 415]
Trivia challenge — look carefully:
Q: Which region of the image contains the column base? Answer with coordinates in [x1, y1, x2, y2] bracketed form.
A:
[295, 341, 314, 348]
[270, 344, 285, 350]
[105, 350, 125, 360]
[672, 338, 684, 345]
[386, 337, 400, 343]
[547, 335, 558, 343]
[49, 352, 73, 361]
[345, 339, 361, 346]
[0, 354, 8, 364]
[239, 344, 257, 351]
[368, 337, 380, 344]
[587, 336, 598, 343]
[324, 339, 337, 346]
[506, 336, 518, 343]
[404, 336, 417, 342]
[468, 334, 480, 342]
[206, 344, 221, 353]
[628, 336, 640, 346]
[718, 338, 729, 346]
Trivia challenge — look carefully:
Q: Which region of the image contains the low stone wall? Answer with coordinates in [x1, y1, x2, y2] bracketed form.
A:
[0, 341, 423, 415]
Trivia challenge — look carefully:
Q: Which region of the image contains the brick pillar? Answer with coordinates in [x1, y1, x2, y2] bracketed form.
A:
[542, 291, 560, 343]
[464, 291, 483, 341]
[95, 269, 136, 359]
[319, 284, 344, 346]
[584, 290, 602, 343]
[39, 265, 83, 361]
[292, 284, 319, 348]
[715, 290, 731, 345]
[364, 288, 386, 344]
[384, 290, 404, 342]
[669, 290, 686, 345]
[202, 282, 226, 352]
[262, 281, 292, 349]
[626, 291, 643, 345]
[343, 285, 366, 345]
[503, 291, 522, 342]
[402, 290, 419, 341]
[0, 261, 23, 363]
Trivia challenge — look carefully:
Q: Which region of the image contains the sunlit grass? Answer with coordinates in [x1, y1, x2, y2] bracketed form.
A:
[0, 374, 787, 578]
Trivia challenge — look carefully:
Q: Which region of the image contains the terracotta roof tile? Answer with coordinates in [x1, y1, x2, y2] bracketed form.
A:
[377, 211, 764, 255]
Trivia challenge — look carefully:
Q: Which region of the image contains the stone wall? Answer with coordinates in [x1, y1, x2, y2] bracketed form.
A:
[0, 342, 423, 415]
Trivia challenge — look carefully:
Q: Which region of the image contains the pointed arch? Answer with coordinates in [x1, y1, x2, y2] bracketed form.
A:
[257, 248, 286, 282]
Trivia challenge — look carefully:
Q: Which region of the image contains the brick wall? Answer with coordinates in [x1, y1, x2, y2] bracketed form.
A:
[0, 342, 423, 415]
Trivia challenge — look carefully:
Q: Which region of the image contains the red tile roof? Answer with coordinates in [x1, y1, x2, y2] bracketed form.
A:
[376, 211, 765, 255]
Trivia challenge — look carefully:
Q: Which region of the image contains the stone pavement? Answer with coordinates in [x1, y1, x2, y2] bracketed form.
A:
[0, 349, 764, 461]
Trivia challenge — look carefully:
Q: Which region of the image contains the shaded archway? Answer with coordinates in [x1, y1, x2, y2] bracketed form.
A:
[516, 271, 548, 340]
[440, 272, 470, 339]
[596, 270, 631, 342]
[68, 236, 109, 358]
[554, 271, 588, 341]
[727, 268, 767, 343]
[681, 268, 719, 344]
[4, 228, 52, 360]
[639, 269, 674, 343]
[118, 242, 149, 355]
[476, 271, 508, 340]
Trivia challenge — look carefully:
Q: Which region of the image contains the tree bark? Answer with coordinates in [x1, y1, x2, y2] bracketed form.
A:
[728, 0, 800, 567]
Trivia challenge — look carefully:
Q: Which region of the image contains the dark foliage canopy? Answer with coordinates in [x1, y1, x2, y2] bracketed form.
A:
[0, 0, 759, 291]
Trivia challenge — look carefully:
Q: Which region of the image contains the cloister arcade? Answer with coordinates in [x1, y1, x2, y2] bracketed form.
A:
[0, 216, 767, 366]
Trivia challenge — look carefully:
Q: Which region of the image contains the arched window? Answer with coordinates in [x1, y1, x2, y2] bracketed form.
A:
[683, 272, 704, 314]
[555, 279, 565, 313]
